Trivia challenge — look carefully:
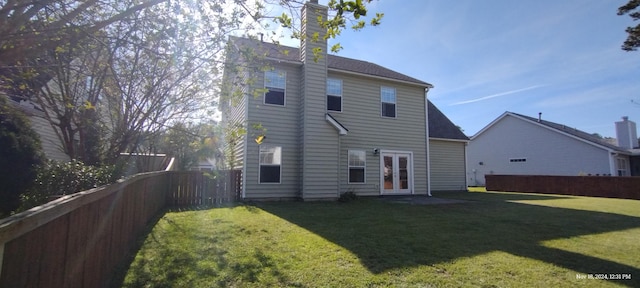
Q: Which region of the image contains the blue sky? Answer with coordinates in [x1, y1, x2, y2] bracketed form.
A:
[277, 0, 640, 138]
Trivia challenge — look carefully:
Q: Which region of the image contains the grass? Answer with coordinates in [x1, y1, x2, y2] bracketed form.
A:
[117, 189, 640, 287]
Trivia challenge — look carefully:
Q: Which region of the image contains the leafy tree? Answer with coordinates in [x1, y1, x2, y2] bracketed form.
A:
[1, 0, 382, 167]
[155, 121, 219, 171]
[29, 38, 109, 165]
[0, 0, 165, 66]
[618, 0, 640, 51]
[0, 96, 44, 216]
[238, 0, 383, 54]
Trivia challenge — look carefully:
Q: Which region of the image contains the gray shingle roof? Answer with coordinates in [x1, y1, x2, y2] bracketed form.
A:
[230, 36, 431, 86]
[230, 37, 467, 141]
[428, 101, 469, 140]
[510, 112, 627, 153]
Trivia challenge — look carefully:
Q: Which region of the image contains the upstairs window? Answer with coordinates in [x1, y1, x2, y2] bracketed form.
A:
[381, 86, 396, 118]
[348, 150, 366, 183]
[264, 70, 286, 106]
[259, 146, 282, 183]
[327, 78, 342, 112]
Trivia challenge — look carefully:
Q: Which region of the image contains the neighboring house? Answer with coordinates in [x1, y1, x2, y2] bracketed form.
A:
[221, 1, 466, 200]
[192, 158, 217, 172]
[6, 97, 71, 162]
[467, 112, 636, 186]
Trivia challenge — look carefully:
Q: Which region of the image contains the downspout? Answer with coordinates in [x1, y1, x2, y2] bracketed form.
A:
[242, 95, 249, 199]
[464, 142, 469, 191]
[337, 134, 341, 198]
[425, 87, 432, 196]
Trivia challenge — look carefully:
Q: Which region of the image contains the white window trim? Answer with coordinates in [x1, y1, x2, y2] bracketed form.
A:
[617, 157, 628, 176]
[264, 70, 286, 107]
[327, 78, 343, 113]
[348, 150, 366, 184]
[378, 150, 414, 194]
[380, 86, 396, 118]
[259, 145, 282, 184]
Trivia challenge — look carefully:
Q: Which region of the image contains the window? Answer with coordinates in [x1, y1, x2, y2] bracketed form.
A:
[264, 70, 286, 105]
[509, 158, 527, 163]
[617, 158, 628, 176]
[381, 86, 396, 118]
[259, 146, 281, 183]
[327, 78, 342, 112]
[348, 150, 366, 183]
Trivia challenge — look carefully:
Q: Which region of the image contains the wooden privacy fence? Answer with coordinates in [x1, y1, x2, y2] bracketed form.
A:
[486, 174, 640, 200]
[0, 170, 241, 288]
[167, 170, 242, 207]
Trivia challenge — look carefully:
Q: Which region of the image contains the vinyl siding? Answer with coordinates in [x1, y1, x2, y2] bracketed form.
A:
[244, 63, 301, 199]
[468, 114, 613, 186]
[225, 97, 247, 171]
[299, 2, 338, 199]
[220, 67, 249, 171]
[330, 71, 428, 196]
[8, 98, 71, 162]
[31, 114, 70, 162]
[430, 139, 466, 191]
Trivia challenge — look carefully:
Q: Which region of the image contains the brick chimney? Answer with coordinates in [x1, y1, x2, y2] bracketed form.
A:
[615, 116, 638, 149]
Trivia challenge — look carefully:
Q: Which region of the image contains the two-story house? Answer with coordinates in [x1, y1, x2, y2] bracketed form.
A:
[221, 0, 467, 200]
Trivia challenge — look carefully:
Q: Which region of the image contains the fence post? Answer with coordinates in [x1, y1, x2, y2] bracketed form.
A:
[0, 243, 4, 281]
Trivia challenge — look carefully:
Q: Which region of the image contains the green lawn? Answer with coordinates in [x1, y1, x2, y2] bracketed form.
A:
[117, 190, 640, 287]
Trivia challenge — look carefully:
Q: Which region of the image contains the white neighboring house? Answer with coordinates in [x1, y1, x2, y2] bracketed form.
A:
[192, 158, 217, 172]
[467, 112, 635, 186]
[7, 98, 71, 162]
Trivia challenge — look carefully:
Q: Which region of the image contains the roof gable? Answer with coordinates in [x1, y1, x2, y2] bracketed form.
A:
[229, 36, 431, 87]
[472, 111, 628, 153]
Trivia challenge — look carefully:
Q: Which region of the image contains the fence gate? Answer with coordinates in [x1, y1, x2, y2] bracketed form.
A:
[166, 170, 242, 207]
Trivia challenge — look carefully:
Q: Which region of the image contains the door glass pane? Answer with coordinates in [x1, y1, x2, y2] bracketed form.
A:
[384, 156, 393, 189]
[399, 156, 408, 189]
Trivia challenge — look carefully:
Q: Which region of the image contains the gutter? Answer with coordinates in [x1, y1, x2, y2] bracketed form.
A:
[328, 68, 433, 88]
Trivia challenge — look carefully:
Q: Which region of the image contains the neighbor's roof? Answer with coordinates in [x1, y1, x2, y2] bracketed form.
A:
[475, 111, 628, 153]
[428, 101, 469, 141]
[230, 36, 432, 87]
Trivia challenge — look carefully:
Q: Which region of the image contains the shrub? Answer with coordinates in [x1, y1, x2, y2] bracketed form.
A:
[0, 97, 44, 217]
[338, 190, 358, 202]
[17, 160, 120, 213]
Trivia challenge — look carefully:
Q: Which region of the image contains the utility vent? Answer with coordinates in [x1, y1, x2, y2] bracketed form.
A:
[509, 158, 527, 163]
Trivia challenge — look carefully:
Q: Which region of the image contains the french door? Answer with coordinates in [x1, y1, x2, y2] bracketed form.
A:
[380, 151, 413, 194]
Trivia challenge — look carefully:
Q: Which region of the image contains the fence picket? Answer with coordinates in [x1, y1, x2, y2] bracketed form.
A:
[0, 170, 242, 287]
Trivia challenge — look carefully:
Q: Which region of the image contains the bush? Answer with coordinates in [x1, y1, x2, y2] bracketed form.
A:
[0, 97, 44, 217]
[338, 190, 358, 202]
[17, 160, 120, 213]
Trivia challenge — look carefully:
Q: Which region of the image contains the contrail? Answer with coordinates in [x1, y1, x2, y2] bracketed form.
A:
[451, 85, 546, 105]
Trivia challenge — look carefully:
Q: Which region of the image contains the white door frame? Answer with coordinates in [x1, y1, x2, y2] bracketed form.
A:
[379, 150, 414, 195]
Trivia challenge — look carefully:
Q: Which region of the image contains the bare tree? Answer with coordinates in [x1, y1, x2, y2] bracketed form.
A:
[2, 0, 383, 165]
